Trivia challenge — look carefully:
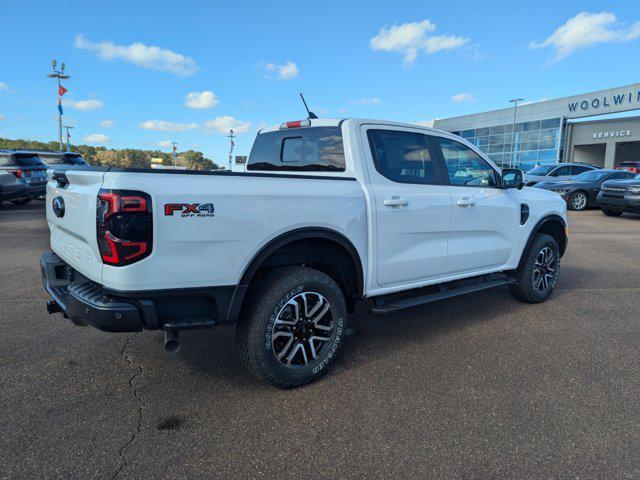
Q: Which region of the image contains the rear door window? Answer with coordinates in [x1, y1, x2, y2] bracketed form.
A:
[571, 165, 592, 175]
[367, 129, 440, 184]
[247, 127, 345, 172]
[550, 166, 572, 176]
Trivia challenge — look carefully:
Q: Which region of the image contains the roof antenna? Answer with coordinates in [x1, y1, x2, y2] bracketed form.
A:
[299, 93, 318, 119]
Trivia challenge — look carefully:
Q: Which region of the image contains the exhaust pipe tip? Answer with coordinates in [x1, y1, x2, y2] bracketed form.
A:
[164, 329, 181, 354]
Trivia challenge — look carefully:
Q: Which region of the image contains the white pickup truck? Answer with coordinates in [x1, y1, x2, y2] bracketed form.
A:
[41, 118, 568, 387]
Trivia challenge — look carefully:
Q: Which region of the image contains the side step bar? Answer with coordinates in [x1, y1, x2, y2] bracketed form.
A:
[369, 273, 517, 314]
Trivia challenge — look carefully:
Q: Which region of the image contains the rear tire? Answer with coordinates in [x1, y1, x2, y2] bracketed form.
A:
[10, 198, 31, 205]
[602, 209, 623, 217]
[567, 191, 587, 211]
[236, 266, 347, 388]
[509, 233, 560, 304]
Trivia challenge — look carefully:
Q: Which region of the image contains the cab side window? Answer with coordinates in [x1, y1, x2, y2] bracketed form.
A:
[436, 137, 498, 188]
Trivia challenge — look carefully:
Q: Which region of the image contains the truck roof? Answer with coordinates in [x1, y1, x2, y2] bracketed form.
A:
[259, 118, 452, 136]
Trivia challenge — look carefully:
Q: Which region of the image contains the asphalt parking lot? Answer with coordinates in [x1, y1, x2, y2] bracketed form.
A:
[2, 203, 640, 479]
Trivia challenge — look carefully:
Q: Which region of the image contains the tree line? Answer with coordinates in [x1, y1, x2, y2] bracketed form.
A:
[0, 137, 220, 171]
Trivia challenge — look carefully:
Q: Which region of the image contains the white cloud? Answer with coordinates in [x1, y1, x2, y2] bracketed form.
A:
[0, 82, 7, 91]
[203, 116, 252, 134]
[350, 97, 383, 105]
[530, 12, 640, 60]
[520, 95, 551, 106]
[0, 114, 6, 121]
[261, 61, 299, 80]
[74, 34, 197, 77]
[139, 120, 198, 132]
[185, 90, 219, 109]
[370, 19, 469, 66]
[157, 140, 174, 149]
[450, 92, 474, 103]
[83, 133, 109, 144]
[100, 119, 115, 127]
[63, 98, 104, 111]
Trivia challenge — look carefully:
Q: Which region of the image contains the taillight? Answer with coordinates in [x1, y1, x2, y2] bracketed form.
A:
[9, 169, 23, 179]
[97, 189, 152, 266]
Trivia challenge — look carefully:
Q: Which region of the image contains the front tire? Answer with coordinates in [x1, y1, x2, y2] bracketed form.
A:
[237, 267, 347, 388]
[567, 191, 588, 211]
[602, 209, 623, 217]
[510, 233, 560, 303]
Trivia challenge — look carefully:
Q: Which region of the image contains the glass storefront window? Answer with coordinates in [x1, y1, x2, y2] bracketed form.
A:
[540, 118, 560, 129]
[521, 140, 539, 151]
[490, 125, 506, 135]
[489, 134, 506, 145]
[475, 136, 489, 147]
[522, 120, 541, 131]
[461, 130, 475, 138]
[449, 117, 563, 171]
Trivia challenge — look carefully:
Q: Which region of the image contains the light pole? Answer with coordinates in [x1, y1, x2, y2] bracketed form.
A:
[63, 125, 74, 151]
[47, 60, 70, 151]
[226, 129, 236, 171]
[509, 98, 524, 168]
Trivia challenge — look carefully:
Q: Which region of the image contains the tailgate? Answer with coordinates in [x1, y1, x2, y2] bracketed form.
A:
[46, 169, 107, 283]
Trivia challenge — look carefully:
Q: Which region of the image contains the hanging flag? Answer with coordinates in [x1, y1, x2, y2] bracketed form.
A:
[231, 138, 235, 147]
[58, 85, 68, 96]
[67, 131, 71, 140]
[58, 97, 63, 115]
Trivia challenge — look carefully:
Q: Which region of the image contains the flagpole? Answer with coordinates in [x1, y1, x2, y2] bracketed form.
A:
[57, 77, 62, 150]
[47, 60, 70, 151]
[170, 142, 178, 167]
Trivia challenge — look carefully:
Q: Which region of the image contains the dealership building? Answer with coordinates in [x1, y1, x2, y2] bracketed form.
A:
[433, 83, 640, 171]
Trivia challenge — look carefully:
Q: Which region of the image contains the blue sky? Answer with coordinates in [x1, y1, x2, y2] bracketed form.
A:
[1, 0, 639, 165]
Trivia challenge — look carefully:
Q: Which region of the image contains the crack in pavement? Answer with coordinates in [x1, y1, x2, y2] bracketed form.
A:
[111, 334, 145, 480]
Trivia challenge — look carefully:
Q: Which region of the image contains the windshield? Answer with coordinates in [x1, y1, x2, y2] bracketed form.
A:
[527, 165, 555, 176]
[573, 170, 609, 182]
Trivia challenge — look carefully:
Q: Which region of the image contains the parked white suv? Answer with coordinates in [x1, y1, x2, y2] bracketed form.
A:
[41, 118, 568, 387]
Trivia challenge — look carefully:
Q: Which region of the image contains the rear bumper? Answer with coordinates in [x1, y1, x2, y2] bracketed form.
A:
[0, 183, 45, 201]
[40, 251, 246, 333]
[596, 193, 640, 211]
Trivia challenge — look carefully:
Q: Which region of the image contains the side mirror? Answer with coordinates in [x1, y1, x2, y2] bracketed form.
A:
[502, 168, 524, 189]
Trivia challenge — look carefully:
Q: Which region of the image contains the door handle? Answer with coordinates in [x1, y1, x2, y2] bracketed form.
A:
[384, 196, 408, 207]
[457, 198, 476, 207]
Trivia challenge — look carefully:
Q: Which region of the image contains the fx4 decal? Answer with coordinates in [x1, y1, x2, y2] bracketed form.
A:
[164, 203, 215, 218]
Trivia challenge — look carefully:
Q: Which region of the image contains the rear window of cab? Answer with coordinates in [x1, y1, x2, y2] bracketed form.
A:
[247, 127, 345, 172]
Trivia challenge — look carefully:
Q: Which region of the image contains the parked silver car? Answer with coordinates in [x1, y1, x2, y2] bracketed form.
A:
[0, 151, 48, 207]
[524, 163, 598, 186]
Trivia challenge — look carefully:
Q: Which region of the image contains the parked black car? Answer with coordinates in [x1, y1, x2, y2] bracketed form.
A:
[0, 150, 48, 206]
[533, 169, 635, 211]
[597, 174, 640, 216]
